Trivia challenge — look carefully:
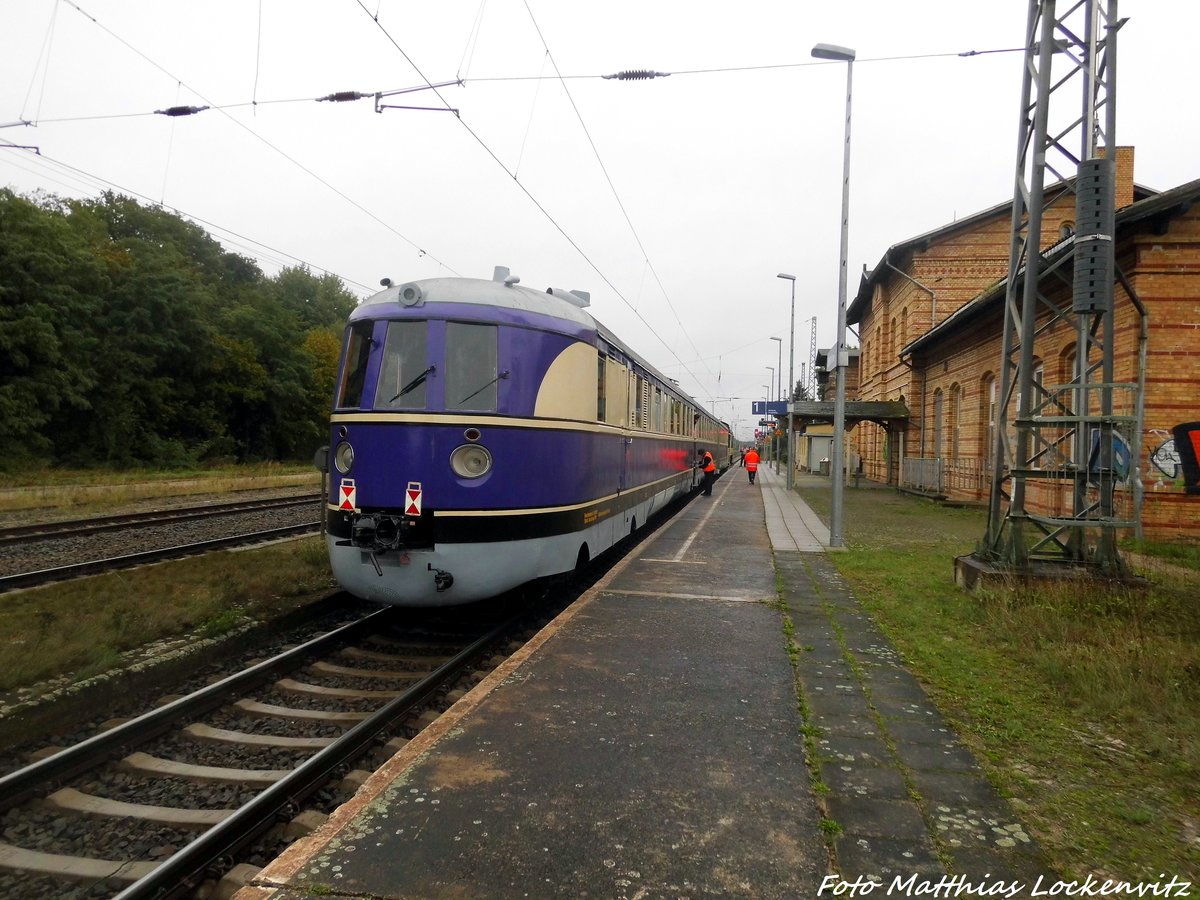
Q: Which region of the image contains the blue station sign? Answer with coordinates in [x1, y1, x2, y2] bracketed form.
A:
[751, 401, 789, 416]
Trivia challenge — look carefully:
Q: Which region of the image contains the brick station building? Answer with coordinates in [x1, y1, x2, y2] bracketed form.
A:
[814, 148, 1200, 543]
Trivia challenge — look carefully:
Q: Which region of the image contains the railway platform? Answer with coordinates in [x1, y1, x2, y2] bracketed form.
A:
[237, 465, 1048, 899]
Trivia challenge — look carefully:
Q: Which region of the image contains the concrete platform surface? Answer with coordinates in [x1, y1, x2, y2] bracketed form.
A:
[237, 466, 1050, 899]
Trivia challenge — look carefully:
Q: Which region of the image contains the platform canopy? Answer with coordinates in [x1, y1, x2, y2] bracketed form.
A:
[783, 400, 909, 429]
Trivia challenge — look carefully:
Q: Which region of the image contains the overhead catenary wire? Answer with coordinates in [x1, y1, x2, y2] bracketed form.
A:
[14, 46, 1026, 125]
[0, 139, 377, 295]
[456, 0, 489, 82]
[20, 0, 60, 125]
[25, 0, 458, 277]
[353, 0, 727, 400]
[252, 0, 264, 114]
[461, 46, 1024, 83]
[513, 50, 549, 180]
[517, 0, 719, 395]
[354, 0, 719, 400]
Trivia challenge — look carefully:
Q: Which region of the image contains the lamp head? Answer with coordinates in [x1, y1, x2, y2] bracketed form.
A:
[811, 43, 856, 61]
[777, 273, 795, 281]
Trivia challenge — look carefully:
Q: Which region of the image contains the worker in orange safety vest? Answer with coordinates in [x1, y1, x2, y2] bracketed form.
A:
[744, 447, 760, 484]
[700, 450, 717, 495]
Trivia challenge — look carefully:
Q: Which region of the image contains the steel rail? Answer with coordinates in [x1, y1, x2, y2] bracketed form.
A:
[0, 522, 320, 594]
[0, 495, 321, 545]
[0, 605, 394, 811]
[112, 613, 519, 900]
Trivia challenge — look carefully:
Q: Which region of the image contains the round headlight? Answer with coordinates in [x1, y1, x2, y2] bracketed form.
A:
[450, 443, 492, 479]
[334, 441, 355, 474]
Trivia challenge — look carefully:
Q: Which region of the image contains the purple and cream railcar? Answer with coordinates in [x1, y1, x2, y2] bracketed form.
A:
[324, 267, 732, 606]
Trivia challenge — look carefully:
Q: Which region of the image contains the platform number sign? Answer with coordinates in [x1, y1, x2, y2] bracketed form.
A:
[338, 479, 356, 511]
[405, 482, 423, 516]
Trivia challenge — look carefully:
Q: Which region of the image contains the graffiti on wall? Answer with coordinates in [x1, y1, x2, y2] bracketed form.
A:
[1173, 421, 1200, 495]
[1149, 434, 1181, 478]
[1087, 428, 1132, 485]
[1144, 423, 1200, 495]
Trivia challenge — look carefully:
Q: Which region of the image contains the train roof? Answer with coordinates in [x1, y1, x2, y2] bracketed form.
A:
[359, 274, 595, 329]
[358, 270, 727, 430]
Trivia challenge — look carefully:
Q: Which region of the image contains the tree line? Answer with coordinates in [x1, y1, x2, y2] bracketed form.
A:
[0, 188, 358, 470]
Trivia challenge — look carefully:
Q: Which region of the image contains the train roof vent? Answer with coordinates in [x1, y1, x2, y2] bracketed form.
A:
[492, 265, 520, 286]
[547, 287, 591, 308]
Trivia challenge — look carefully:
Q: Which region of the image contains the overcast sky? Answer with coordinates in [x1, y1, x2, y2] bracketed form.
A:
[3, 1, 1196, 440]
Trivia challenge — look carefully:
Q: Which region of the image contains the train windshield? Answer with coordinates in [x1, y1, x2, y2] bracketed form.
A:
[445, 322, 499, 411]
[374, 321, 430, 409]
[336, 320, 374, 408]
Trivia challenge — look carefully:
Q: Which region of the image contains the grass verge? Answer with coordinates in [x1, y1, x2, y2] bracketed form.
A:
[0, 536, 335, 692]
[796, 481, 1199, 881]
[0, 462, 320, 515]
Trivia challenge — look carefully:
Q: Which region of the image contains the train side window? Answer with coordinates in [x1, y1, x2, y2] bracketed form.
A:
[374, 320, 429, 410]
[337, 320, 374, 408]
[597, 353, 607, 422]
[605, 357, 627, 425]
[446, 322, 499, 411]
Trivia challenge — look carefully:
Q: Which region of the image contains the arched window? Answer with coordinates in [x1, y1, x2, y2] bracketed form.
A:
[1030, 357, 1044, 415]
[933, 388, 944, 459]
[981, 373, 997, 471]
[1060, 342, 1077, 383]
[1060, 344, 1078, 463]
[949, 383, 961, 460]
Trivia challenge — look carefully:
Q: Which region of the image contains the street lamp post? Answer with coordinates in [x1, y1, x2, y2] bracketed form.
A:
[777, 273, 796, 490]
[770, 336, 783, 472]
[811, 41, 855, 548]
[766, 365, 778, 471]
[770, 337, 783, 400]
[762, 385, 771, 460]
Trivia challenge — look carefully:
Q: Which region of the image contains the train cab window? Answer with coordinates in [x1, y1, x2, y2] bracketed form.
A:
[337, 320, 374, 408]
[446, 323, 499, 411]
[374, 320, 430, 410]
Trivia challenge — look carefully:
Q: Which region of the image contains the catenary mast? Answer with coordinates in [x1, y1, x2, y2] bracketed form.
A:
[979, 0, 1134, 572]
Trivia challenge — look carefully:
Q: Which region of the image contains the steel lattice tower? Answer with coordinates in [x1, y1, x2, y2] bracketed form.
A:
[808, 317, 818, 400]
[981, 0, 1134, 572]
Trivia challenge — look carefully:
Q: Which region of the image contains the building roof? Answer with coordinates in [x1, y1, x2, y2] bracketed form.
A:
[847, 180, 1158, 326]
[813, 347, 859, 372]
[899, 176, 1200, 357]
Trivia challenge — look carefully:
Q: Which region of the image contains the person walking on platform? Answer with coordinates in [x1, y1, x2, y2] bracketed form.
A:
[739, 449, 746, 467]
[744, 446, 760, 484]
[699, 450, 716, 495]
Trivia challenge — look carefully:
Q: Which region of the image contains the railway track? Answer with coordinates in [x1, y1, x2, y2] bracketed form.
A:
[0, 604, 533, 900]
[0, 496, 321, 545]
[0, 523, 321, 593]
[0, 495, 324, 594]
